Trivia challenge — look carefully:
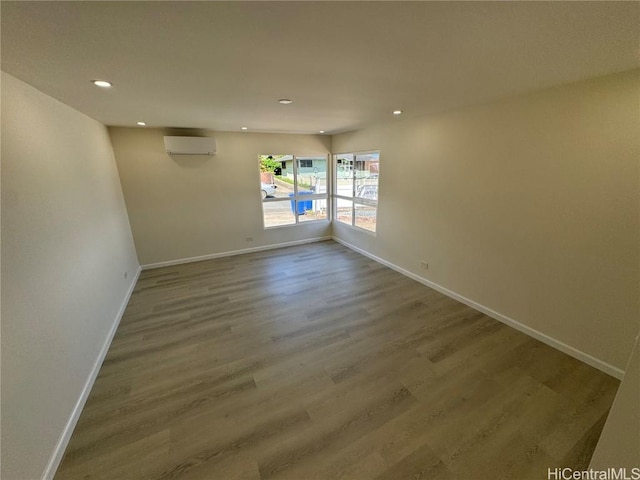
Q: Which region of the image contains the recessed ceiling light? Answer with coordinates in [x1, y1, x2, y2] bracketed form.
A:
[319, 130, 325, 134]
[393, 110, 403, 115]
[278, 99, 293, 105]
[241, 126, 248, 130]
[92, 80, 112, 88]
[136, 121, 147, 126]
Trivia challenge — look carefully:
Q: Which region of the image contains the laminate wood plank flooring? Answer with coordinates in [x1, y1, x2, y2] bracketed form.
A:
[55, 240, 619, 480]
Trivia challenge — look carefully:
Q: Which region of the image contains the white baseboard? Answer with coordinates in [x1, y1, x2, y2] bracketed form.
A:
[142, 236, 332, 270]
[41, 266, 142, 480]
[332, 236, 625, 380]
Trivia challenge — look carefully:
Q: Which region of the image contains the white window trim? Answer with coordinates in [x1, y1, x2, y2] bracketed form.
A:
[260, 154, 330, 229]
[332, 150, 380, 234]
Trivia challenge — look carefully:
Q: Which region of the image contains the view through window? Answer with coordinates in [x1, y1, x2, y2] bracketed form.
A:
[334, 151, 380, 233]
[260, 154, 328, 228]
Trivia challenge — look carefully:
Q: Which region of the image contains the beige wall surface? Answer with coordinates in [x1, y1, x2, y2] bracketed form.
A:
[590, 334, 640, 470]
[1, 73, 140, 480]
[109, 128, 332, 265]
[332, 70, 640, 372]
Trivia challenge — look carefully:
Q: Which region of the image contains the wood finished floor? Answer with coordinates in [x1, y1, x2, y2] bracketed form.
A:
[55, 240, 619, 480]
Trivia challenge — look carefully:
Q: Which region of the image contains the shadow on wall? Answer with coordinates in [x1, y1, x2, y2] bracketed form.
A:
[169, 155, 212, 168]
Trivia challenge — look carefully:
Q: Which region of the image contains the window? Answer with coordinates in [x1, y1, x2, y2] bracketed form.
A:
[259, 154, 328, 228]
[333, 151, 380, 233]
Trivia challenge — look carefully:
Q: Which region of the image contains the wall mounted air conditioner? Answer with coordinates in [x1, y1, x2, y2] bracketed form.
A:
[164, 136, 216, 156]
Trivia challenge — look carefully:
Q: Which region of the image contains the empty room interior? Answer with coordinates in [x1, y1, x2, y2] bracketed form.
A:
[2, 2, 639, 479]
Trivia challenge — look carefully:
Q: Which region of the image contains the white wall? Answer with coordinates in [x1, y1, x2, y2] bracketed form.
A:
[332, 70, 640, 373]
[590, 334, 640, 469]
[109, 128, 332, 265]
[1, 73, 140, 480]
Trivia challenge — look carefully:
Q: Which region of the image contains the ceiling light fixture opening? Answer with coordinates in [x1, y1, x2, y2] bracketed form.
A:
[241, 126, 248, 130]
[92, 80, 112, 88]
[319, 130, 325, 134]
[393, 110, 403, 115]
[278, 99, 293, 105]
[136, 121, 147, 126]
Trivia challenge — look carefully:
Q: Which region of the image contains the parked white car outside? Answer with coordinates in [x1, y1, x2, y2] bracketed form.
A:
[261, 182, 277, 199]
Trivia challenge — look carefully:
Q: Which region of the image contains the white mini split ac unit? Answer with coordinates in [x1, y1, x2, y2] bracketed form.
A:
[163, 136, 216, 156]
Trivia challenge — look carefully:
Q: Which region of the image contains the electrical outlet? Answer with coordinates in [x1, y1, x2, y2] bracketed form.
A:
[245, 236, 254, 242]
[420, 261, 429, 270]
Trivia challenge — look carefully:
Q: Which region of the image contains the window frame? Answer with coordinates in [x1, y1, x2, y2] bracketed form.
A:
[332, 150, 380, 234]
[259, 154, 330, 229]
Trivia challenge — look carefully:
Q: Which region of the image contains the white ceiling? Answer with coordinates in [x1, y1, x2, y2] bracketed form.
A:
[2, 1, 639, 135]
